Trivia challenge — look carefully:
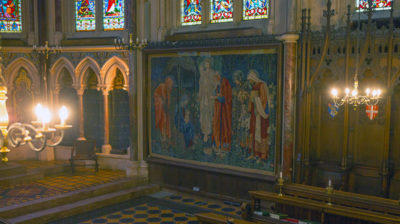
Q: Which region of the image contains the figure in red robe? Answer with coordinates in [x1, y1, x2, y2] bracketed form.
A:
[247, 70, 269, 163]
[106, 0, 116, 13]
[154, 77, 174, 141]
[212, 73, 232, 154]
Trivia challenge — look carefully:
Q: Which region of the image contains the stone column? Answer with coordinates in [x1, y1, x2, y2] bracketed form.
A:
[102, 88, 111, 154]
[77, 89, 86, 141]
[278, 33, 299, 180]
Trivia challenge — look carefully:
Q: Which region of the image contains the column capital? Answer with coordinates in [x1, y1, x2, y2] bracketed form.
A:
[76, 88, 85, 96]
[101, 87, 111, 96]
[276, 33, 300, 44]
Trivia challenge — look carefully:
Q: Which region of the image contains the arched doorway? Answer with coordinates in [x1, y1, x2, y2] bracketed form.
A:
[109, 69, 130, 154]
[83, 68, 104, 149]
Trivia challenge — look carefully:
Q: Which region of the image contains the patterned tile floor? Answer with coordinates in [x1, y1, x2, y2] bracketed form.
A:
[80, 203, 199, 224]
[164, 191, 242, 217]
[59, 191, 244, 224]
[0, 168, 126, 208]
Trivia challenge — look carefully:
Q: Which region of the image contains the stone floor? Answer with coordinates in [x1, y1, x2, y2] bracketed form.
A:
[0, 161, 126, 208]
[54, 190, 243, 224]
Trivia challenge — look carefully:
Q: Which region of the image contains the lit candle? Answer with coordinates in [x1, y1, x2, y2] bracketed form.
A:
[366, 88, 370, 96]
[35, 104, 43, 122]
[372, 90, 377, 97]
[351, 90, 357, 97]
[377, 89, 381, 97]
[331, 88, 338, 97]
[345, 88, 350, 96]
[41, 107, 52, 130]
[58, 106, 68, 125]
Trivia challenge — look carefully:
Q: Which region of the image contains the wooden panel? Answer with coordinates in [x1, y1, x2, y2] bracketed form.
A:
[148, 157, 275, 200]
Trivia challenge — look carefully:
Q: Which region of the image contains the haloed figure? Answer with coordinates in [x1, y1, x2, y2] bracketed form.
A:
[247, 70, 269, 163]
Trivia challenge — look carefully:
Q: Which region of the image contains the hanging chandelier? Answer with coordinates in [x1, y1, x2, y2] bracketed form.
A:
[330, 77, 381, 107]
[330, 0, 383, 108]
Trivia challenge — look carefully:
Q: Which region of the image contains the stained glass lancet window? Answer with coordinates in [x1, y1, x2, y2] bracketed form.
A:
[357, 0, 392, 11]
[243, 0, 269, 20]
[0, 0, 22, 32]
[76, 0, 96, 32]
[182, 0, 202, 26]
[103, 0, 125, 31]
[210, 0, 233, 23]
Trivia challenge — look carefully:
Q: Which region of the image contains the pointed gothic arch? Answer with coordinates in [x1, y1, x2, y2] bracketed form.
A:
[75, 56, 101, 89]
[100, 56, 129, 91]
[50, 57, 76, 90]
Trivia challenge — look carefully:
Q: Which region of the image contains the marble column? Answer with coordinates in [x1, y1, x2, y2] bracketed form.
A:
[102, 88, 111, 154]
[77, 89, 86, 141]
[278, 33, 299, 180]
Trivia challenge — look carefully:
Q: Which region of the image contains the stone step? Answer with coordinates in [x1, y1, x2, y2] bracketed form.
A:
[8, 184, 160, 224]
[0, 164, 69, 187]
[0, 163, 27, 178]
[0, 176, 148, 219]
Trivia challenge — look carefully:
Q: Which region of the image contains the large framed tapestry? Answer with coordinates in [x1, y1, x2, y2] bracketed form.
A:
[147, 48, 281, 175]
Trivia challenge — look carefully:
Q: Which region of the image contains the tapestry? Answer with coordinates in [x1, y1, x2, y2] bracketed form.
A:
[150, 50, 278, 173]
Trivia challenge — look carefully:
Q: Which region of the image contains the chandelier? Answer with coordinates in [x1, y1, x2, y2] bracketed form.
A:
[330, 1, 383, 108]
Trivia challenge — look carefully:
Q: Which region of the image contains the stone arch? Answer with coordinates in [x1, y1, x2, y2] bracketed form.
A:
[5, 57, 40, 95]
[49, 57, 76, 91]
[75, 56, 101, 90]
[100, 56, 129, 91]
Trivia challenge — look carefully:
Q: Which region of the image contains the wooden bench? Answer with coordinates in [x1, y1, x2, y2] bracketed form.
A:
[283, 183, 400, 215]
[249, 189, 400, 224]
[196, 212, 257, 224]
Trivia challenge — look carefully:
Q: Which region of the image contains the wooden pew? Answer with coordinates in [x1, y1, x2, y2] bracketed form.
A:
[249, 189, 400, 224]
[283, 183, 400, 215]
[196, 213, 258, 224]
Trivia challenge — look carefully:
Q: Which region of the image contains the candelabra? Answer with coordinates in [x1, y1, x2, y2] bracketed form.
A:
[330, 77, 382, 107]
[326, 180, 334, 206]
[114, 34, 148, 51]
[277, 171, 284, 197]
[0, 87, 72, 162]
[33, 41, 62, 60]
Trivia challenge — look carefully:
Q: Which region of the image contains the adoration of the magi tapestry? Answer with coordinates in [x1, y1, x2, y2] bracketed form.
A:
[150, 50, 278, 173]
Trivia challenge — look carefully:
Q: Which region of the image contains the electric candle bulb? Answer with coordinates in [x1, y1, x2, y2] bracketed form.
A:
[58, 106, 68, 125]
[35, 104, 43, 122]
[345, 88, 350, 95]
[372, 90, 377, 97]
[351, 90, 357, 97]
[331, 89, 338, 97]
[41, 107, 52, 124]
[366, 88, 370, 95]
[377, 89, 381, 96]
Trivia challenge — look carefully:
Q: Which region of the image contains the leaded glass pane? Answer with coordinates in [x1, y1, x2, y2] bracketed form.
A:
[0, 0, 22, 33]
[182, 0, 202, 26]
[210, 0, 233, 23]
[357, 0, 392, 11]
[76, 0, 96, 32]
[103, 0, 125, 31]
[243, 0, 269, 20]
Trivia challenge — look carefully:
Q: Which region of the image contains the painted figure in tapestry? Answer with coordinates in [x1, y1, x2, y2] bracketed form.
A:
[247, 70, 269, 162]
[212, 73, 232, 154]
[154, 77, 174, 142]
[175, 95, 195, 148]
[0, 0, 16, 18]
[184, 0, 201, 16]
[245, 0, 267, 10]
[213, 0, 233, 13]
[199, 58, 218, 143]
[232, 70, 251, 152]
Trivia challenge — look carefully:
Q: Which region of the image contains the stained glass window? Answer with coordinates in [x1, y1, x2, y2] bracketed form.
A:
[210, 0, 233, 23]
[243, 0, 269, 20]
[182, 0, 202, 26]
[103, 0, 125, 31]
[76, 0, 96, 32]
[0, 0, 22, 32]
[357, 0, 392, 11]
